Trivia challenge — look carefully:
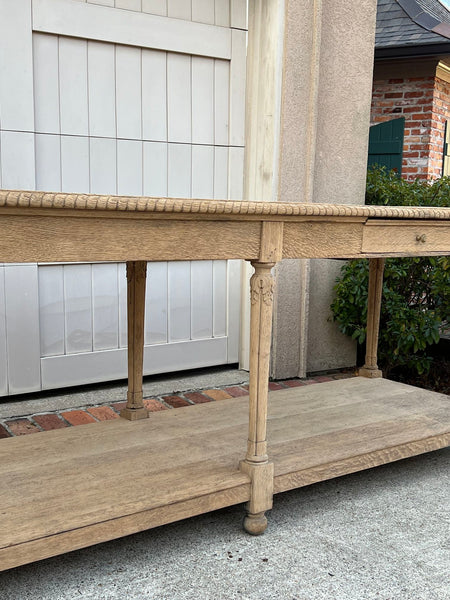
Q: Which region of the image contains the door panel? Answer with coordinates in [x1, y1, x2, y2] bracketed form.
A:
[88, 42, 116, 137]
[146, 263, 168, 345]
[4, 265, 41, 394]
[0, 267, 7, 396]
[142, 49, 167, 141]
[74, 0, 241, 28]
[0, 0, 246, 395]
[37, 260, 239, 389]
[33, 0, 232, 58]
[143, 142, 168, 196]
[38, 265, 65, 357]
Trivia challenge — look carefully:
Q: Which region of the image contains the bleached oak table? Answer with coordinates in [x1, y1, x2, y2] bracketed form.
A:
[0, 190, 449, 571]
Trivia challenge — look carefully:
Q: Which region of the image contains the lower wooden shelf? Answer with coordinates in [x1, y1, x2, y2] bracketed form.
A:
[1, 377, 449, 571]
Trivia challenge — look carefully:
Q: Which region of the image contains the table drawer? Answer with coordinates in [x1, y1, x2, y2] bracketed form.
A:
[362, 221, 450, 255]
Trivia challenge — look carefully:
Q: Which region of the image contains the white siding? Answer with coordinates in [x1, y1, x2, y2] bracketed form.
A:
[78, 0, 234, 27]
[142, 50, 167, 142]
[88, 41, 116, 138]
[33, 34, 60, 134]
[0, 132, 35, 189]
[4, 265, 41, 394]
[116, 46, 142, 139]
[167, 54, 191, 143]
[0, 0, 34, 131]
[0, 266, 7, 396]
[59, 38, 89, 136]
[0, 0, 247, 394]
[192, 56, 214, 145]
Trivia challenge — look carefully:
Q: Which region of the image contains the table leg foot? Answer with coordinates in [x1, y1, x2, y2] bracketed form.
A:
[243, 511, 268, 535]
[359, 366, 383, 378]
[120, 407, 149, 421]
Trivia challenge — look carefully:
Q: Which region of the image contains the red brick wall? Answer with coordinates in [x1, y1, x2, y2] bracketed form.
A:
[429, 77, 450, 178]
[371, 76, 450, 181]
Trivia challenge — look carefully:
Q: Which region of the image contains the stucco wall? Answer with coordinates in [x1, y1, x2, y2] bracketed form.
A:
[271, 0, 378, 377]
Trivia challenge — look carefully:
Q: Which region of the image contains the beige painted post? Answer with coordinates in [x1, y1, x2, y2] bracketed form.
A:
[238, 0, 284, 534]
[120, 261, 149, 421]
[359, 258, 386, 379]
[239, 0, 284, 372]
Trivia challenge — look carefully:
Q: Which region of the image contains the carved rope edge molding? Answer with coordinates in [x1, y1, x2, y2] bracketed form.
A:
[0, 190, 449, 220]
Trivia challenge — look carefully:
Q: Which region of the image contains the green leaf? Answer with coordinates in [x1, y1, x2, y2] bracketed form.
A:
[330, 166, 448, 378]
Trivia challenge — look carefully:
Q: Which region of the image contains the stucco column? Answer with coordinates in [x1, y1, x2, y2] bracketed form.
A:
[271, 0, 378, 378]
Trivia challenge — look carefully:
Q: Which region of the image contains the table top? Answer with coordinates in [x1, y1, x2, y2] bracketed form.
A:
[1, 189, 449, 221]
[0, 189, 449, 263]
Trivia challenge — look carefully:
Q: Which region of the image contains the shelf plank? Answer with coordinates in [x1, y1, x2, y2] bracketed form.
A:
[0, 377, 448, 571]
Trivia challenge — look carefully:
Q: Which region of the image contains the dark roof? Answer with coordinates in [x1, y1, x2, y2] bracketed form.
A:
[376, 0, 450, 56]
[414, 0, 450, 22]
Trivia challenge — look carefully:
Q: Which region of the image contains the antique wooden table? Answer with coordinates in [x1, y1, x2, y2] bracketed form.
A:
[0, 189, 449, 570]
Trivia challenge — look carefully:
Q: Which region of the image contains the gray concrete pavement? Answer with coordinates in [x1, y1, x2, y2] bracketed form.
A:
[1, 448, 449, 600]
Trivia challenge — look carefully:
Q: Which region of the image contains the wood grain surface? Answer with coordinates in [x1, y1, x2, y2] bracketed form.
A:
[0, 188, 449, 568]
[360, 258, 385, 378]
[1, 189, 449, 220]
[362, 221, 450, 254]
[1, 377, 448, 570]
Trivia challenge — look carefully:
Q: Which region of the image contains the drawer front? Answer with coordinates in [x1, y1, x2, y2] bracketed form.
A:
[362, 221, 450, 255]
[282, 221, 364, 258]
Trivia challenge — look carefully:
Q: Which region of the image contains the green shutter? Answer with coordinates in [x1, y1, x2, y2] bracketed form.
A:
[443, 120, 450, 177]
[368, 117, 405, 174]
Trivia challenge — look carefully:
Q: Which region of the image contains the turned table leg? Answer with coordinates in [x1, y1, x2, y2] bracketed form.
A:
[240, 261, 275, 535]
[359, 258, 386, 379]
[120, 261, 149, 421]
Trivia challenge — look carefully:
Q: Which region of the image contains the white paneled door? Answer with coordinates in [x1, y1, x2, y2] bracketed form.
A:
[0, 0, 247, 395]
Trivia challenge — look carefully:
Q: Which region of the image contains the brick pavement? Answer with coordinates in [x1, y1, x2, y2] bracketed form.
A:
[0, 371, 355, 438]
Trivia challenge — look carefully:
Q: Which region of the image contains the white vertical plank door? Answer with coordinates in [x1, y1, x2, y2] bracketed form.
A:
[64, 264, 93, 354]
[92, 264, 120, 351]
[0, 0, 41, 395]
[142, 49, 167, 141]
[35, 134, 61, 191]
[117, 140, 143, 195]
[143, 1, 167, 17]
[88, 41, 116, 138]
[115, 45, 142, 139]
[4, 266, 41, 394]
[0, 0, 34, 132]
[0, 266, 7, 396]
[192, 0, 214, 24]
[145, 263, 168, 344]
[0, 0, 247, 395]
[167, 0, 191, 21]
[33, 33, 60, 134]
[143, 142, 168, 195]
[90, 138, 117, 194]
[167, 53, 191, 143]
[38, 266, 65, 358]
[192, 56, 214, 145]
[59, 37, 89, 136]
[61, 136, 90, 193]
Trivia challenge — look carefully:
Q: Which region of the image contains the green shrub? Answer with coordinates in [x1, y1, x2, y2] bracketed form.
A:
[331, 166, 450, 376]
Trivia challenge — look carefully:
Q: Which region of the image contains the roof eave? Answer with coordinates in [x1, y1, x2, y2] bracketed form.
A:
[375, 42, 450, 59]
